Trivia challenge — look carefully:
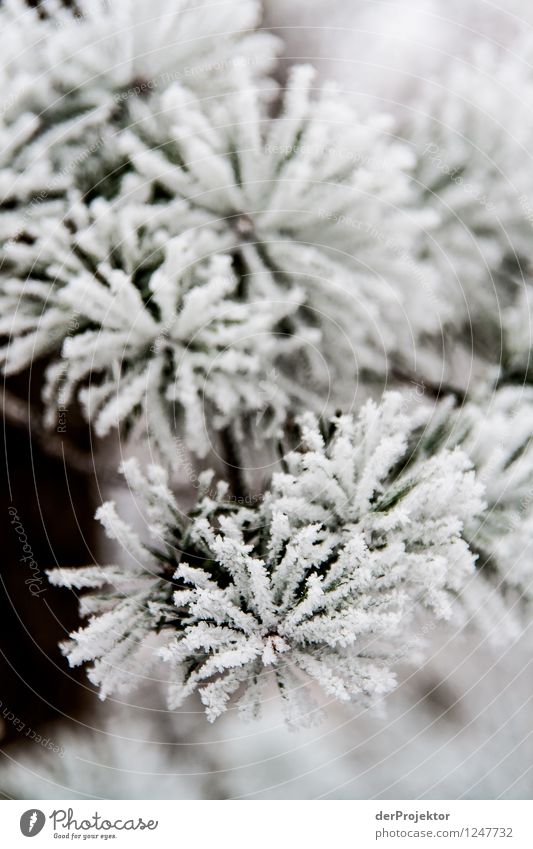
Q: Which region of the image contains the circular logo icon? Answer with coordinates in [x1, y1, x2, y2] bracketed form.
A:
[20, 809, 46, 837]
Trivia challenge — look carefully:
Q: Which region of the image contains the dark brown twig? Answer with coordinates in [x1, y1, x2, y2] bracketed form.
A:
[1, 385, 121, 483]
[390, 366, 467, 404]
[219, 425, 247, 499]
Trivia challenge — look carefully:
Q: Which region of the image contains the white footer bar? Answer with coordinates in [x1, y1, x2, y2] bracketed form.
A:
[2, 799, 532, 848]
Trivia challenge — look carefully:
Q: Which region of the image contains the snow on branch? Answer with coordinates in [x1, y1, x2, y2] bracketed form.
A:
[49, 396, 485, 726]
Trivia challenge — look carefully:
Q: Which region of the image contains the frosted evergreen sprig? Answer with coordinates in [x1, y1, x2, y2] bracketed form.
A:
[119, 63, 442, 386]
[0, 200, 303, 458]
[423, 386, 533, 636]
[4, 0, 533, 737]
[0, 55, 444, 458]
[48, 395, 485, 726]
[0, 1, 292, 459]
[407, 36, 533, 335]
[268, 393, 485, 619]
[0, 0, 278, 236]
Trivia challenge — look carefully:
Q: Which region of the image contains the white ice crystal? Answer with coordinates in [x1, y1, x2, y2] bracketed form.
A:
[406, 37, 533, 327]
[429, 386, 533, 635]
[47, 458, 190, 698]
[0, 196, 305, 458]
[0, 4, 443, 455]
[48, 396, 485, 727]
[117, 63, 443, 390]
[268, 394, 485, 619]
[0, 0, 278, 219]
[0, 57, 443, 456]
[5, 0, 533, 740]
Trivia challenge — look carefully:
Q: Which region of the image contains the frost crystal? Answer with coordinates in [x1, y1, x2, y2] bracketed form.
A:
[1, 45, 442, 455]
[0, 199, 300, 458]
[426, 387, 533, 635]
[407, 38, 533, 326]
[0, 0, 278, 230]
[5, 0, 533, 734]
[120, 63, 441, 385]
[49, 396, 484, 726]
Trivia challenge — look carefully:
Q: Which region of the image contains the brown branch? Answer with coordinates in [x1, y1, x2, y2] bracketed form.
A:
[390, 366, 467, 404]
[1, 385, 120, 483]
[219, 425, 247, 499]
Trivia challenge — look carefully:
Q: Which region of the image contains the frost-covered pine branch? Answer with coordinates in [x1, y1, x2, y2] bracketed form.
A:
[1, 44, 446, 458]
[1, 49, 446, 459]
[4, 0, 533, 736]
[0, 198, 303, 458]
[48, 395, 485, 726]
[421, 386, 533, 638]
[118, 62, 443, 385]
[0, 0, 286, 460]
[0, 0, 278, 236]
[406, 36, 533, 335]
